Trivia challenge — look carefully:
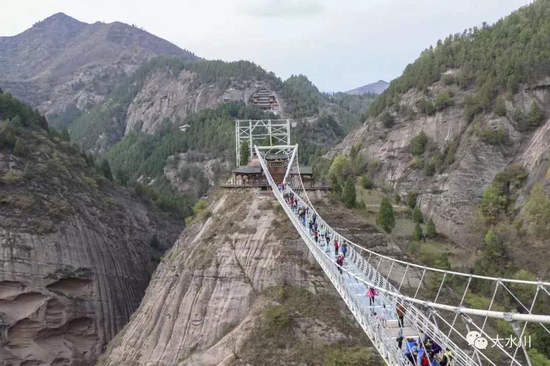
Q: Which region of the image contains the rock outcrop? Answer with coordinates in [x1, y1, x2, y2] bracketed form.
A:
[100, 189, 400, 366]
[124, 69, 284, 136]
[332, 78, 550, 248]
[0, 124, 182, 366]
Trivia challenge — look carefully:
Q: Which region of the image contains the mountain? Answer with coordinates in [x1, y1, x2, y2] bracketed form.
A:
[98, 189, 399, 365]
[0, 92, 182, 365]
[0, 13, 199, 117]
[67, 57, 284, 153]
[346, 80, 389, 95]
[331, 0, 550, 278]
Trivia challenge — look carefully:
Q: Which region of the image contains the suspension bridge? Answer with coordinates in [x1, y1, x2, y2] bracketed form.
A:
[252, 143, 550, 366]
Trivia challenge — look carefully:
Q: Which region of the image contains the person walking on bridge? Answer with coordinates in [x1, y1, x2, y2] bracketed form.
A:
[396, 301, 406, 328]
[380, 304, 388, 327]
[341, 241, 348, 258]
[336, 254, 344, 274]
[334, 238, 339, 256]
[367, 287, 377, 306]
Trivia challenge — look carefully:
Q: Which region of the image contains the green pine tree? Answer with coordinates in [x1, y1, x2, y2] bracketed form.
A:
[377, 198, 396, 233]
[494, 96, 507, 117]
[101, 160, 113, 181]
[406, 192, 418, 209]
[358, 199, 366, 210]
[412, 207, 424, 223]
[5, 132, 16, 148]
[23, 163, 34, 180]
[426, 218, 437, 237]
[13, 138, 25, 156]
[332, 175, 342, 196]
[239, 141, 250, 166]
[412, 223, 423, 241]
[435, 253, 451, 270]
[343, 176, 357, 208]
[410, 131, 428, 156]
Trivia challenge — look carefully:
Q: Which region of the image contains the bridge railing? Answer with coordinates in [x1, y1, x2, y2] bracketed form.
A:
[255, 153, 411, 365]
[281, 188, 476, 366]
[256, 145, 550, 366]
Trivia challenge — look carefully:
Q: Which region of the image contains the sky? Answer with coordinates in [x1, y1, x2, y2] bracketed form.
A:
[0, 0, 534, 92]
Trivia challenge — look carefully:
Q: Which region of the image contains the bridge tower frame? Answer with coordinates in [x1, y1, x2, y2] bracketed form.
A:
[235, 119, 291, 164]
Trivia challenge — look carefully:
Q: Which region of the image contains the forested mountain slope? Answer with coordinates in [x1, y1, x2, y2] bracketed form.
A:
[63, 56, 374, 154]
[0, 13, 198, 117]
[46, 55, 374, 225]
[68, 57, 283, 153]
[0, 92, 182, 366]
[331, 0, 550, 277]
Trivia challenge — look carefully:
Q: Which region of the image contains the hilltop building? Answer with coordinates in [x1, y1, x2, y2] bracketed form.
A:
[251, 89, 279, 111]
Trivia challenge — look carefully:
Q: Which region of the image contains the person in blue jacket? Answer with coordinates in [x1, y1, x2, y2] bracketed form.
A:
[404, 338, 417, 364]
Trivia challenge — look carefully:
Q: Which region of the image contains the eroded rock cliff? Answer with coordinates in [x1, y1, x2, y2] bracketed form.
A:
[124, 69, 285, 136]
[0, 122, 182, 366]
[100, 189, 401, 366]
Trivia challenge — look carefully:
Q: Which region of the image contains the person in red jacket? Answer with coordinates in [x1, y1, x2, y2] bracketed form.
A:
[336, 254, 344, 274]
[334, 239, 339, 255]
[367, 287, 378, 306]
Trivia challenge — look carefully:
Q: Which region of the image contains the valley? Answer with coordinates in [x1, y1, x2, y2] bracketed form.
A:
[1, 1, 550, 365]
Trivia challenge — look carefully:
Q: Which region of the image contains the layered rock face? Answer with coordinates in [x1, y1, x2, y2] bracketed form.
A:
[124, 69, 284, 136]
[332, 78, 550, 247]
[0, 131, 182, 365]
[101, 190, 398, 366]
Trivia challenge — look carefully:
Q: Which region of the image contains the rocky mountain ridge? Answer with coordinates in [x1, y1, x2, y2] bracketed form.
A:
[0, 13, 198, 117]
[346, 80, 389, 96]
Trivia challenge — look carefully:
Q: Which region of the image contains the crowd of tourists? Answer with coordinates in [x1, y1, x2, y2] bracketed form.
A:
[280, 185, 455, 366]
[402, 335, 455, 366]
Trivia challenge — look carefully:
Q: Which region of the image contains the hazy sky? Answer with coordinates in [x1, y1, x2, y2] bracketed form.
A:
[0, 0, 533, 92]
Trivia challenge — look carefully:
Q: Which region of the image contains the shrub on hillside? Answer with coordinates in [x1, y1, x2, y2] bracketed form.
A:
[434, 92, 454, 111]
[406, 192, 418, 209]
[494, 96, 507, 117]
[410, 131, 428, 156]
[13, 138, 25, 156]
[381, 112, 394, 128]
[412, 223, 423, 241]
[361, 176, 374, 189]
[528, 103, 544, 127]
